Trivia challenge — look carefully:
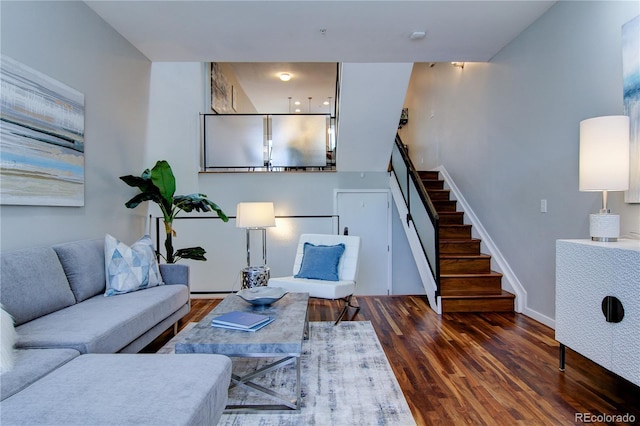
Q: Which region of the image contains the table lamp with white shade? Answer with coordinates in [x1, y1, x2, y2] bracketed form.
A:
[579, 115, 630, 242]
[236, 202, 276, 288]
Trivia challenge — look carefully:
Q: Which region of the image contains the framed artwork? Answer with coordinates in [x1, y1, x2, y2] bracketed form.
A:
[211, 62, 231, 113]
[0, 55, 85, 206]
[622, 15, 639, 203]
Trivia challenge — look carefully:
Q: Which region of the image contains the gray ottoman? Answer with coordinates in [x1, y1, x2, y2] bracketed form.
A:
[0, 354, 232, 426]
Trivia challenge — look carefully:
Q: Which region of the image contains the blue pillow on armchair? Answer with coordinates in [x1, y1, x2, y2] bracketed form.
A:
[294, 242, 345, 281]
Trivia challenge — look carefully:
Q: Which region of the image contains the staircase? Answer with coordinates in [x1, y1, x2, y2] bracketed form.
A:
[419, 170, 515, 313]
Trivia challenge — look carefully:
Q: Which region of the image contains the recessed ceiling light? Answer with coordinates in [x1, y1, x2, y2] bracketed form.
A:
[295, 108, 301, 113]
[294, 101, 301, 105]
[279, 73, 291, 82]
[323, 101, 330, 105]
[409, 31, 426, 40]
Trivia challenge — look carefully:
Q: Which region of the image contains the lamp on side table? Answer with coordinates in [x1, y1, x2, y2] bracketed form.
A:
[579, 115, 630, 241]
[236, 202, 276, 289]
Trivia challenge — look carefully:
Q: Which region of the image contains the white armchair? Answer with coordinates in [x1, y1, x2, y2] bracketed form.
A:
[267, 233, 361, 324]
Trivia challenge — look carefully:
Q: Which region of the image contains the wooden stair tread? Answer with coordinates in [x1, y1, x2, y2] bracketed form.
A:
[438, 212, 463, 216]
[439, 224, 472, 240]
[440, 238, 481, 243]
[440, 254, 491, 260]
[418, 171, 439, 179]
[440, 291, 515, 312]
[441, 290, 515, 300]
[440, 271, 503, 278]
[426, 189, 451, 199]
[432, 201, 457, 212]
[422, 179, 444, 189]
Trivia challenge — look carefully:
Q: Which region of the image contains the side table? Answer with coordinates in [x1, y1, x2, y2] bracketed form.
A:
[555, 239, 640, 387]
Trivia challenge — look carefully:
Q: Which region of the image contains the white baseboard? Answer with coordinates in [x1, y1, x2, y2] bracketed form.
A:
[523, 307, 556, 329]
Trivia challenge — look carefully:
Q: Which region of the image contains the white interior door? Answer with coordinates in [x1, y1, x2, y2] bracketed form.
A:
[335, 190, 390, 295]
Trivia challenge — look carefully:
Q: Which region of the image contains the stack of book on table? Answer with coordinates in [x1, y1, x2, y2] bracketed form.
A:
[211, 311, 274, 332]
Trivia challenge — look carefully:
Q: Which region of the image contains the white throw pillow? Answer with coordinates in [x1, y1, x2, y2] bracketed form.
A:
[104, 234, 163, 296]
[1, 305, 17, 373]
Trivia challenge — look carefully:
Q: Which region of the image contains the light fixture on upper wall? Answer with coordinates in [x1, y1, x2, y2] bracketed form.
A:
[398, 108, 409, 129]
[279, 73, 291, 82]
[579, 115, 630, 241]
[451, 62, 465, 69]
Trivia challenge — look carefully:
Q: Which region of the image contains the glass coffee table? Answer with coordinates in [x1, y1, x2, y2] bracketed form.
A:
[175, 292, 309, 413]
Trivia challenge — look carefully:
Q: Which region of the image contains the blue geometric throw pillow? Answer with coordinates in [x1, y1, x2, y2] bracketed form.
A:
[294, 242, 345, 281]
[104, 234, 163, 296]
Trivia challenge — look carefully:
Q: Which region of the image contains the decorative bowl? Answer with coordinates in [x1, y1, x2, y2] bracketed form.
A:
[237, 286, 287, 306]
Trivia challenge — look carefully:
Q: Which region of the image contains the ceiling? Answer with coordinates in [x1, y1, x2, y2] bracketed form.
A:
[85, 1, 556, 113]
[85, 1, 555, 63]
[227, 62, 337, 114]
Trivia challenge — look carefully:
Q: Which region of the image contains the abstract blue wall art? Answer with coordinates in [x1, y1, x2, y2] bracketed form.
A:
[623, 15, 640, 203]
[0, 55, 85, 206]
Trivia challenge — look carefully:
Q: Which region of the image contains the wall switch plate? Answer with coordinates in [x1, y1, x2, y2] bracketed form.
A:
[540, 199, 547, 213]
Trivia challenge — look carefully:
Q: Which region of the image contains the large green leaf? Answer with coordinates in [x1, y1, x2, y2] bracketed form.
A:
[150, 161, 176, 211]
[173, 194, 229, 221]
[120, 174, 149, 189]
[124, 192, 161, 209]
[174, 246, 207, 261]
[120, 172, 161, 209]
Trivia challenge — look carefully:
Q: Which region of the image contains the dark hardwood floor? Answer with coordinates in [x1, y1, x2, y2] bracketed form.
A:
[144, 296, 640, 425]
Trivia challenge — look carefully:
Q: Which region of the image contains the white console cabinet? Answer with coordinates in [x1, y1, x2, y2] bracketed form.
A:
[555, 239, 640, 387]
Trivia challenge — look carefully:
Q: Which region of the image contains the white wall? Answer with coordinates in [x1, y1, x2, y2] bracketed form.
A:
[337, 63, 413, 172]
[0, 1, 152, 251]
[400, 1, 640, 322]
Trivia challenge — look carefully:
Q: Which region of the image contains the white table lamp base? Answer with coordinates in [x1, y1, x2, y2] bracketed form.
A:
[589, 213, 620, 242]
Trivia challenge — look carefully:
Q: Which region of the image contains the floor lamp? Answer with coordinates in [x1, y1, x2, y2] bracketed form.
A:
[236, 202, 276, 288]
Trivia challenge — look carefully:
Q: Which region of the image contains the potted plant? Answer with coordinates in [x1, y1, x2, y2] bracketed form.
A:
[120, 160, 229, 265]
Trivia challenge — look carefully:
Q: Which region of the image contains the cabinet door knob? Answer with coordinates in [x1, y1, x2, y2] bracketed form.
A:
[601, 296, 624, 323]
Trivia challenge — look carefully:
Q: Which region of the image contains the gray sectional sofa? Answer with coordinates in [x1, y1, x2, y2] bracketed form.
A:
[0, 238, 232, 425]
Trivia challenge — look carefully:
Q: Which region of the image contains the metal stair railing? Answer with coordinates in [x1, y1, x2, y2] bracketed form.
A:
[390, 134, 440, 300]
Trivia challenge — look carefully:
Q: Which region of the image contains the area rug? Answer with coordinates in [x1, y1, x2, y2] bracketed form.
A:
[159, 321, 416, 425]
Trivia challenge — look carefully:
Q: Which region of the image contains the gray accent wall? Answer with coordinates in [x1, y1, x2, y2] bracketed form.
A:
[0, 1, 152, 251]
[399, 1, 640, 323]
